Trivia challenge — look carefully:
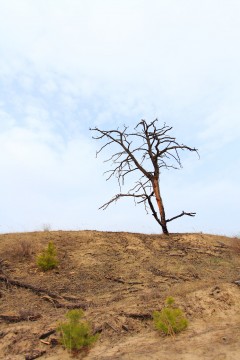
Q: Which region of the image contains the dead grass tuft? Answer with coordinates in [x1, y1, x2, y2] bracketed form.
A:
[12, 239, 35, 260]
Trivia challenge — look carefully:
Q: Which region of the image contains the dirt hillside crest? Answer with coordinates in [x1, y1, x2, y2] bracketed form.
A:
[0, 231, 239, 359]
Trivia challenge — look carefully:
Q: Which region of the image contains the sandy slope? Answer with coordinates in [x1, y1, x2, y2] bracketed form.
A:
[0, 231, 239, 359]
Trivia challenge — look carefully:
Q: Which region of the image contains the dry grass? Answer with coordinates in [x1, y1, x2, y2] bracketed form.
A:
[229, 236, 240, 255]
[11, 239, 36, 260]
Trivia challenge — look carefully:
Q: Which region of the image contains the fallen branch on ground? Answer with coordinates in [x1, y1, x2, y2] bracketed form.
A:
[25, 350, 46, 360]
[39, 330, 56, 341]
[0, 275, 62, 298]
[105, 276, 143, 285]
[0, 313, 41, 323]
[0, 275, 91, 310]
[41, 295, 89, 309]
[120, 312, 152, 320]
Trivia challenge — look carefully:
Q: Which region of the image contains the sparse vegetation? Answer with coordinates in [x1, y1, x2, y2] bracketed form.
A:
[208, 256, 224, 266]
[36, 241, 58, 271]
[42, 223, 51, 231]
[57, 309, 99, 352]
[153, 297, 188, 336]
[13, 239, 35, 260]
[0, 231, 239, 359]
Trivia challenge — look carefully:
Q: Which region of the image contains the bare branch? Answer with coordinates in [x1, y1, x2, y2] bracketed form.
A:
[99, 193, 147, 210]
[146, 195, 162, 226]
[166, 211, 196, 223]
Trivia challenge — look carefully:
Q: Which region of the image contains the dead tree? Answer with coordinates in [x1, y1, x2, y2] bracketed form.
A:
[90, 119, 199, 235]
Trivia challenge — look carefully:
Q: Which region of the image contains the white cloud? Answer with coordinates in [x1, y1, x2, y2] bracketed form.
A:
[200, 91, 240, 150]
[0, 108, 16, 130]
[0, 0, 239, 234]
[0, 121, 104, 232]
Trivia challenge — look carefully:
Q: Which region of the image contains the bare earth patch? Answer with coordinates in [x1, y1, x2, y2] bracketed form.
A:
[0, 231, 239, 359]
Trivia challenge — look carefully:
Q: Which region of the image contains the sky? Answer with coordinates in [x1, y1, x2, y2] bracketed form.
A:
[0, 0, 239, 236]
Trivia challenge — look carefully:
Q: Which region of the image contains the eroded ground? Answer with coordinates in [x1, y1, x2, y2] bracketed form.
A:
[0, 231, 240, 359]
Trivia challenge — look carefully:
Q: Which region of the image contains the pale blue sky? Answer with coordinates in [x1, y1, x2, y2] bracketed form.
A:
[0, 0, 239, 235]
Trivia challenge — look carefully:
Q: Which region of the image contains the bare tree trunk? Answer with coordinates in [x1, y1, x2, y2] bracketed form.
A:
[152, 177, 169, 235]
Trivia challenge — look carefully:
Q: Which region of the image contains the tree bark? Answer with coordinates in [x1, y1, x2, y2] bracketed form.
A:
[152, 177, 169, 234]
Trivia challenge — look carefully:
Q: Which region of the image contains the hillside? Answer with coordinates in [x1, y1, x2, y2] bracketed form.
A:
[0, 231, 239, 359]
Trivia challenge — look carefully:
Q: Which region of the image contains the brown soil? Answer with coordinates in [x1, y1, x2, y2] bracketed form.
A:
[0, 231, 239, 360]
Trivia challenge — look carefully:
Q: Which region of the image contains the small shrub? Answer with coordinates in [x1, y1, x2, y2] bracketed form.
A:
[42, 223, 51, 231]
[14, 239, 34, 259]
[57, 309, 98, 352]
[153, 297, 188, 336]
[36, 241, 58, 271]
